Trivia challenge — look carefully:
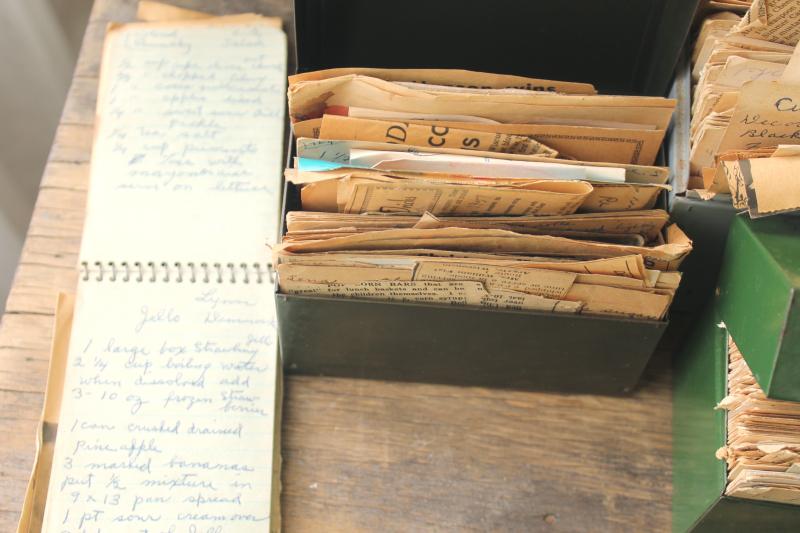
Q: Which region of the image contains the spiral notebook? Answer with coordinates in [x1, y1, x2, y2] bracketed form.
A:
[39, 14, 287, 532]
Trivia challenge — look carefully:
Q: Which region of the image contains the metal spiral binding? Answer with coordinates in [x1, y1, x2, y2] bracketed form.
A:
[80, 261, 275, 284]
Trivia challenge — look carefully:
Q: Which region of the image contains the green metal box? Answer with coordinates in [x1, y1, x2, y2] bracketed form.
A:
[277, 0, 701, 393]
[717, 215, 800, 402]
[673, 305, 800, 532]
[276, 183, 667, 394]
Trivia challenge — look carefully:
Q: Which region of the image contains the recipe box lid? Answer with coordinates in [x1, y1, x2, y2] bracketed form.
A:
[291, 0, 700, 96]
[717, 215, 800, 402]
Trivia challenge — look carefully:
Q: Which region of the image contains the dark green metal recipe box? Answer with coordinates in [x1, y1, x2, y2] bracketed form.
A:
[673, 304, 800, 532]
[717, 215, 800, 402]
[276, 183, 668, 394]
[276, 0, 700, 394]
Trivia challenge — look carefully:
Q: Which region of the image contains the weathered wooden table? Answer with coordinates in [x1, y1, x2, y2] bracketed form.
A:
[0, 1, 674, 530]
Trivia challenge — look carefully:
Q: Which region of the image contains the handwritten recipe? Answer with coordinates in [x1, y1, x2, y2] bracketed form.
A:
[82, 16, 287, 264]
[43, 283, 278, 532]
[39, 15, 287, 533]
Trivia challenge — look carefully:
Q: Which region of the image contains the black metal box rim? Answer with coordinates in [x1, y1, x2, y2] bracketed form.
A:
[291, 0, 701, 96]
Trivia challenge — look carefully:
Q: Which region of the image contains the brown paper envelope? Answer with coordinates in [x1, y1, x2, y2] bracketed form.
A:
[289, 67, 597, 95]
[318, 115, 559, 157]
[293, 118, 322, 138]
[291, 74, 675, 109]
[385, 119, 666, 165]
[137, 1, 214, 21]
[288, 75, 675, 129]
[581, 183, 664, 212]
[300, 179, 339, 211]
[738, 155, 800, 216]
[334, 176, 592, 216]
[564, 283, 670, 320]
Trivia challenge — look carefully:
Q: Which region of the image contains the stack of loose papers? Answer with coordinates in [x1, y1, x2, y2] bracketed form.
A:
[277, 68, 691, 320]
[689, 0, 800, 209]
[289, 68, 676, 167]
[717, 338, 800, 505]
[274, 214, 687, 320]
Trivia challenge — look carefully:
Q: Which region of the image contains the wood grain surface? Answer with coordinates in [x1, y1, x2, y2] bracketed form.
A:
[0, 1, 673, 531]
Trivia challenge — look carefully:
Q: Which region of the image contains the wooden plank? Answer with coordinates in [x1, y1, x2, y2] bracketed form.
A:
[17, 235, 82, 271]
[46, 124, 93, 164]
[39, 161, 89, 191]
[0, 313, 56, 352]
[60, 77, 97, 127]
[73, 20, 108, 79]
[0, 348, 51, 392]
[0, 390, 44, 518]
[282, 359, 672, 532]
[4, 263, 78, 315]
[0, 511, 24, 533]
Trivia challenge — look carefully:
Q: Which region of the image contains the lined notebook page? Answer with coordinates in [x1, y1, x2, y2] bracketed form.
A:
[40, 14, 287, 533]
[41, 282, 279, 532]
[80, 16, 287, 264]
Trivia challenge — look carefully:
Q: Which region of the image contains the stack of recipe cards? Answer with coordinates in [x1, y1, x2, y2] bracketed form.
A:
[274, 69, 692, 321]
[689, 0, 800, 215]
[717, 338, 800, 505]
